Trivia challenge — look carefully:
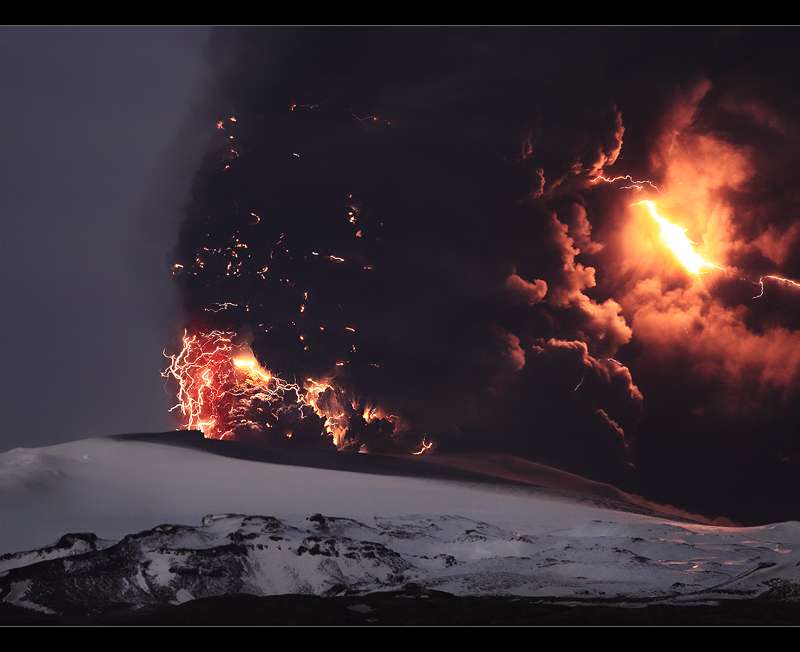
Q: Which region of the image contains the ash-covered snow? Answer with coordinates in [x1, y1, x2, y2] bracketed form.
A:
[1, 436, 799, 615]
[0, 436, 650, 554]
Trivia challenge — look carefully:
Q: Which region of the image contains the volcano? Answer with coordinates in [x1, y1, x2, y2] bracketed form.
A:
[1, 432, 799, 624]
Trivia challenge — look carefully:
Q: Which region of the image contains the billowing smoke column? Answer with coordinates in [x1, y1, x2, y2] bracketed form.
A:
[167, 27, 800, 523]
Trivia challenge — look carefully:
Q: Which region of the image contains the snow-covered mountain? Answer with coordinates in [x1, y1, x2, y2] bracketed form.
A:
[1, 434, 799, 618]
[3, 510, 800, 617]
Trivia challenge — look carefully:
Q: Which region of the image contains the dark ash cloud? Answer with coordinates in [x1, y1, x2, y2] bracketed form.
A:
[171, 27, 800, 524]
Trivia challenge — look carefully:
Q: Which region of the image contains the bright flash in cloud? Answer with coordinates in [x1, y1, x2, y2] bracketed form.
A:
[634, 200, 723, 275]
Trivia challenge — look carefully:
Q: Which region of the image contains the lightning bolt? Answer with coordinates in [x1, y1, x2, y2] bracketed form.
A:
[634, 200, 724, 275]
[753, 275, 800, 299]
[593, 174, 660, 192]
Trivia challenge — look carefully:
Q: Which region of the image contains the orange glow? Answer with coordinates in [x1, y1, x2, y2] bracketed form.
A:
[162, 329, 406, 449]
[161, 330, 316, 441]
[231, 353, 273, 383]
[605, 91, 749, 289]
[599, 84, 800, 412]
[634, 200, 723, 276]
[361, 405, 404, 429]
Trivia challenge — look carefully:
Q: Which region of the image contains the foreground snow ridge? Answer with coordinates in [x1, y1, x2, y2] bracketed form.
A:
[2, 512, 800, 615]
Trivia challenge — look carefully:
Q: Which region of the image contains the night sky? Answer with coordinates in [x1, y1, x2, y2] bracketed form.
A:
[0, 27, 210, 449]
[6, 27, 800, 525]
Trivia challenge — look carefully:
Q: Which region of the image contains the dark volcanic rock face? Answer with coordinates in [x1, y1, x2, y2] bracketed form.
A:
[0, 532, 115, 574]
[0, 514, 412, 616]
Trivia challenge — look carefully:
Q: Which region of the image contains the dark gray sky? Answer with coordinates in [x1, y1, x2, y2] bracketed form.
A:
[0, 27, 211, 451]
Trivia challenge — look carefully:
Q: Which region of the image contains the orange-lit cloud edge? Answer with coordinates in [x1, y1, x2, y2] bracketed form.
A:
[589, 81, 800, 419]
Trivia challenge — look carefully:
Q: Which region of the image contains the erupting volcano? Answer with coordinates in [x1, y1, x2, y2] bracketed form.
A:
[11, 24, 800, 627]
[152, 27, 800, 525]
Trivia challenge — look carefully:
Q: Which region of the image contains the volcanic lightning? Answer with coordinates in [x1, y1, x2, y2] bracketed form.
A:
[630, 200, 800, 299]
[634, 200, 723, 275]
[162, 329, 426, 453]
[163, 89, 446, 456]
[593, 174, 660, 192]
[753, 275, 800, 299]
[411, 439, 433, 455]
[161, 330, 308, 441]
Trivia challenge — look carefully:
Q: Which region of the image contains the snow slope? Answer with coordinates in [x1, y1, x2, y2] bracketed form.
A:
[1, 435, 799, 613]
[0, 435, 652, 554]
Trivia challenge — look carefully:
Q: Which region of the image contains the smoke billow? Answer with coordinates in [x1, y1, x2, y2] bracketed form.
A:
[171, 27, 800, 523]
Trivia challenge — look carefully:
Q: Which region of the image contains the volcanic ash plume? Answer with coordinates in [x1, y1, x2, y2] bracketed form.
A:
[162, 28, 800, 521]
[161, 29, 646, 474]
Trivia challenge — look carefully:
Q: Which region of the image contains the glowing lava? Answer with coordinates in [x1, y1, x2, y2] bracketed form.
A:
[162, 328, 424, 453]
[161, 330, 308, 441]
[634, 200, 723, 275]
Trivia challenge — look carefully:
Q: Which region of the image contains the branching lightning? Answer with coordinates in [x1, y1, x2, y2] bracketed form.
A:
[162, 328, 425, 454]
[626, 197, 800, 303]
[593, 174, 660, 192]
